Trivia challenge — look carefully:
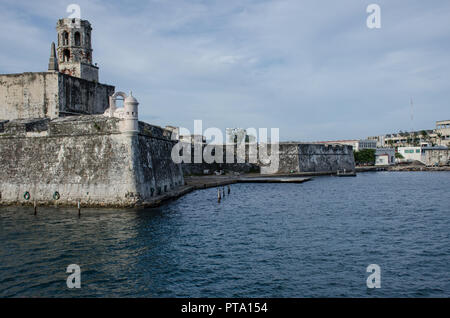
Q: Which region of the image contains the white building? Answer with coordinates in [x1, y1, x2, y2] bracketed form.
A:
[397, 146, 423, 162]
[398, 145, 450, 165]
[375, 148, 395, 165]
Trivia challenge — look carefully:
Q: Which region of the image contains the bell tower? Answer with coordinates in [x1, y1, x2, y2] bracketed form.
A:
[56, 18, 99, 82]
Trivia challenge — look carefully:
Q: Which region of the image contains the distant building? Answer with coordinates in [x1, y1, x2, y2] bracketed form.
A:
[314, 139, 376, 152]
[226, 128, 256, 144]
[397, 146, 423, 162]
[436, 120, 450, 147]
[397, 145, 449, 166]
[368, 120, 450, 148]
[367, 135, 385, 147]
[375, 148, 395, 165]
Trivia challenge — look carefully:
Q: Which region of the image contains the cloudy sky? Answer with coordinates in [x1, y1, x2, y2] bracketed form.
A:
[1, 0, 449, 141]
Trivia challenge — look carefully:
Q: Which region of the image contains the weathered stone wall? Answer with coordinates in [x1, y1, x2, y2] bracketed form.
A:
[134, 122, 185, 199]
[59, 62, 99, 82]
[297, 143, 355, 173]
[422, 149, 450, 166]
[0, 72, 59, 120]
[0, 72, 114, 121]
[58, 73, 114, 116]
[259, 142, 355, 174]
[181, 143, 259, 175]
[179, 142, 355, 175]
[0, 116, 184, 207]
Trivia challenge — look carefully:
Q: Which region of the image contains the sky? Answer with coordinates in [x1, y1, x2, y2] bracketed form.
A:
[1, 0, 449, 141]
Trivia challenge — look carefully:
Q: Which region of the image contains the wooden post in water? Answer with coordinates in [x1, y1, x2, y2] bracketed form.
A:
[77, 201, 81, 217]
[34, 200, 37, 215]
[228, 185, 230, 194]
[217, 188, 221, 203]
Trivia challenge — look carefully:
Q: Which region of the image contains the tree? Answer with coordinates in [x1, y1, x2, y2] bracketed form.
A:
[420, 130, 428, 139]
[354, 149, 376, 165]
[395, 152, 404, 159]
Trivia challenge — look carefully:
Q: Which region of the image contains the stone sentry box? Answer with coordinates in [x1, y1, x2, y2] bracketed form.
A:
[0, 94, 184, 207]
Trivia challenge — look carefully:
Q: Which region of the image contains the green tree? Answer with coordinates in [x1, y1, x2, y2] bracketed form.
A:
[354, 149, 376, 165]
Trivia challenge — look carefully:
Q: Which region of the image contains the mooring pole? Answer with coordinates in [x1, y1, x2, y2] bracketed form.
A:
[228, 185, 230, 194]
[78, 201, 81, 217]
[217, 188, 221, 203]
[34, 200, 37, 215]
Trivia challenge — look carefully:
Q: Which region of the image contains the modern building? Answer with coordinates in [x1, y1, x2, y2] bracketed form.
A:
[314, 139, 376, 152]
[367, 135, 385, 147]
[368, 120, 450, 148]
[383, 131, 437, 147]
[397, 146, 423, 162]
[435, 120, 450, 147]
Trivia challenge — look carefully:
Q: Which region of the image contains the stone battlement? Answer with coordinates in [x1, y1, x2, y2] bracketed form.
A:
[0, 116, 175, 141]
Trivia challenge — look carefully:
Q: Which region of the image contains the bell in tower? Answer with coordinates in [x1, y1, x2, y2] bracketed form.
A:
[56, 18, 99, 82]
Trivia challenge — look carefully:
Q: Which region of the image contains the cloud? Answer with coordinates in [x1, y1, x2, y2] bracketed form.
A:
[1, 0, 449, 141]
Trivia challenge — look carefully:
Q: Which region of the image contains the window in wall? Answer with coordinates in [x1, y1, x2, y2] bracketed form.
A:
[63, 49, 70, 62]
[63, 31, 69, 45]
[74, 32, 81, 46]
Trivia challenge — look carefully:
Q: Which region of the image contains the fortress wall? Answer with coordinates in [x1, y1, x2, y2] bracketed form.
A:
[58, 73, 114, 115]
[0, 117, 185, 207]
[178, 142, 354, 175]
[0, 116, 136, 206]
[181, 144, 259, 175]
[135, 122, 184, 200]
[261, 143, 355, 174]
[297, 144, 355, 173]
[0, 72, 114, 121]
[0, 72, 59, 120]
[422, 149, 450, 166]
[135, 134, 185, 200]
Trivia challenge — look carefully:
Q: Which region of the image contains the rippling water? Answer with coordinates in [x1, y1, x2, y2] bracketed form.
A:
[1, 171, 449, 297]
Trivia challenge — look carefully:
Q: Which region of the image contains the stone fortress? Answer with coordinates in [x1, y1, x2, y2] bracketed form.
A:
[0, 18, 184, 207]
[0, 18, 355, 207]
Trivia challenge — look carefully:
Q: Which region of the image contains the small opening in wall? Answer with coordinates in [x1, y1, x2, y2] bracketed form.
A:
[63, 49, 70, 62]
[74, 32, 81, 46]
[63, 31, 69, 45]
